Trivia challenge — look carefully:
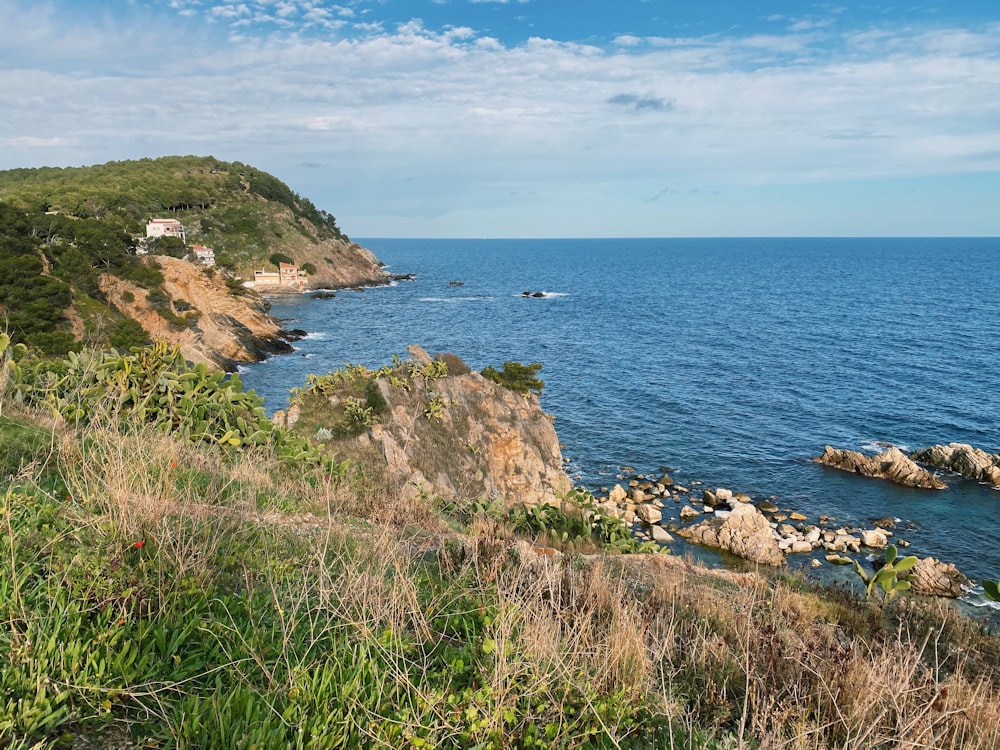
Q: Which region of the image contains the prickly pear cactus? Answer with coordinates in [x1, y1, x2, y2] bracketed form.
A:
[11, 342, 345, 475]
[984, 580, 1000, 602]
[853, 544, 919, 601]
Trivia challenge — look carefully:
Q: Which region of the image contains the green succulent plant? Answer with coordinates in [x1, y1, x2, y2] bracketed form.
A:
[853, 544, 918, 601]
[983, 580, 1000, 602]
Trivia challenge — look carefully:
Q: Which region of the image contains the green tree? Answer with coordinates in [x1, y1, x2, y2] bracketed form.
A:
[481, 361, 544, 395]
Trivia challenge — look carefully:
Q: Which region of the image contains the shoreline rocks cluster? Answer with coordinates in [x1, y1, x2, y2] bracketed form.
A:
[585, 470, 970, 597]
[910, 443, 1000, 488]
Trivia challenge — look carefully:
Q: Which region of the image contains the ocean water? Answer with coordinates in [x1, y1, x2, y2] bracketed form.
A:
[240, 237, 1000, 609]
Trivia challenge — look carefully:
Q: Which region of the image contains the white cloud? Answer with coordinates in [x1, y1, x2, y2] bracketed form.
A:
[1, 0, 999, 235]
[4, 136, 78, 147]
[613, 34, 642, 47]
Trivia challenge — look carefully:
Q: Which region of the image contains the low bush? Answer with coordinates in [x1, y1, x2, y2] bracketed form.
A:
[482, 360, 544, 395]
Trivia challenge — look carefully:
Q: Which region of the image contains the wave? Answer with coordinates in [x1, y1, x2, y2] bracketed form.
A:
[860, 440, 910, 453]
[418, 296, 494, 303]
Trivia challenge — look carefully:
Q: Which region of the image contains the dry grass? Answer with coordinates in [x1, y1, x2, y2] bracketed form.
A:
[4, 377, 999, 748]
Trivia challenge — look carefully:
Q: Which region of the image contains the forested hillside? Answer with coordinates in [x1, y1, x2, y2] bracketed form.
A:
[0, 156, 385, 359]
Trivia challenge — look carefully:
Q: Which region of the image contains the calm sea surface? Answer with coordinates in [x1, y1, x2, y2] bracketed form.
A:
[240, 238, 1000, 610]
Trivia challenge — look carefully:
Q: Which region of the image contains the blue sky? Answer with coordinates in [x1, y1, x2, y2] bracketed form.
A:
[2, 1, 999, 237]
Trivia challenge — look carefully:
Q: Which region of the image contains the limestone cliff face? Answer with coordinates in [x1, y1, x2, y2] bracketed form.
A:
[364, 348, 572, 507]
[100, 256, 291, 371]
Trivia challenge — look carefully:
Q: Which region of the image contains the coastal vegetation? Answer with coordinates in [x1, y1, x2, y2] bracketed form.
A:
[0, 156, 382, 362]
[3, 336, 1000, 748]
[3, 158, 1000, 747]
[481, 361, 545, 396]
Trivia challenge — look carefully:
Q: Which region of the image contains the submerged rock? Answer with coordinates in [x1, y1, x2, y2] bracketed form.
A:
[813, 445, 947, 490]
[910, 443, 1000, 488]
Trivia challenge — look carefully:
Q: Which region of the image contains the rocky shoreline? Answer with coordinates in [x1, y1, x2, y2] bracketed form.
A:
[581, 450, 995, 599]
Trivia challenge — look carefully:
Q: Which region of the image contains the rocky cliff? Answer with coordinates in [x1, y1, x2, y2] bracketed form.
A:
[100, 256, 293, 371]
[278, 346, 572, 507]
[225, 205, 388, 290]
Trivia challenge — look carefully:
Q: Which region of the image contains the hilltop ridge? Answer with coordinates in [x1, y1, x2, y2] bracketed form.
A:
[0, 156, 389, 366]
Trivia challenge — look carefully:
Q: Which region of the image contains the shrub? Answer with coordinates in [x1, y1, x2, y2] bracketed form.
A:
[434, 351, 471, 376]
[108, 319, 149, 350]
[481, 361, 544, 395]
[268, 252, 294, 268]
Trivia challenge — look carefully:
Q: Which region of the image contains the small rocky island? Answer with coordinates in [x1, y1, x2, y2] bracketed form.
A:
[911, 443, 1000, 488]
[813, 445, 947, 489]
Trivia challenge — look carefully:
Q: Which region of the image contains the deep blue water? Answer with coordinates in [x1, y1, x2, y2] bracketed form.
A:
[240, 238, 1000, 609]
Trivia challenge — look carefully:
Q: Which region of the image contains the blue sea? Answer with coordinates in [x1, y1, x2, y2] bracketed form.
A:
[240, 237, 1000, 611]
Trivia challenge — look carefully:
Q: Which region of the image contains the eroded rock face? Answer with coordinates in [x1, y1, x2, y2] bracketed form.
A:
[813, 445, 946, 490]
[677, 502, 785, 567]
[100, 256, 291, 371]
[910, 557, 968, 598]
[910, 443, 1000, 488]
[363, 346, 572, 507]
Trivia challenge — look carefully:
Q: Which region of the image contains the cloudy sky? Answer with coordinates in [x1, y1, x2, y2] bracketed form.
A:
[2, 0, 999, 237]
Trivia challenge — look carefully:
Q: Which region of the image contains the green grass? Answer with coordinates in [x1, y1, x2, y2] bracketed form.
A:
[2, 344, 1000, 749]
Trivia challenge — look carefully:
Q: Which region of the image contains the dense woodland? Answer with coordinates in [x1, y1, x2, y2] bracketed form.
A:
[0, 156, 346, 355]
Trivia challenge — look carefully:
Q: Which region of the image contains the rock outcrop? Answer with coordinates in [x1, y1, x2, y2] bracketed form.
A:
[813, 445, 946, 490]
[909, 557, 968, 598]
[677, 501, 786, 566]
[100, 256, 292, 371]
[910, 443, 1000, 488]
[283, 346, 572, 508]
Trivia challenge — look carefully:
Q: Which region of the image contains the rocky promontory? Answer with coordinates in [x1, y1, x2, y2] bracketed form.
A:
[910, 443, 1000, 488]
[278, 346, 572, 508]
[100, 256, 294, 371]
[813, 445, 946, 489]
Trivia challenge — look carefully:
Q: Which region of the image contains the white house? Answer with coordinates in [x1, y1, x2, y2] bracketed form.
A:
[146, 218, 186, 242]
[190, 245, 215, 266]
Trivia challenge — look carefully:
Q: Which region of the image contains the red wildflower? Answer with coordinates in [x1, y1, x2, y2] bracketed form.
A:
[118, 619, 126, 626]
[132, 540, 145, 549]
[170, 461, 178, 469]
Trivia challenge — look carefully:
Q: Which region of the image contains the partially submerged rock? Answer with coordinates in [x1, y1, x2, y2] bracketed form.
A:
[910, 443, 1000, 488]
[909, 557, 968, 598]
[677, 502, 785, 567]
[813, 445, 946, 490]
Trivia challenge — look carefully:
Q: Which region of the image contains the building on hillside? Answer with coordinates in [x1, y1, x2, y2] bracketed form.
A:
[146, 218, 186, 242]
[190, 245, 216, 266]
[245, 262, 306, 291]
[252, 270, 281, 285]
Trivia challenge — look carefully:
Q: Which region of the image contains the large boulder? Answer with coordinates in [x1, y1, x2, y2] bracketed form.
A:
[910, 443, 1000, 488]
[909, 557, 968, 598]
[677, 502, 785, 567]
[813, 445, 946, 490]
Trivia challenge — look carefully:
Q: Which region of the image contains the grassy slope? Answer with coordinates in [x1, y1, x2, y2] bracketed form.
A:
[2, 346, 1000, 749]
